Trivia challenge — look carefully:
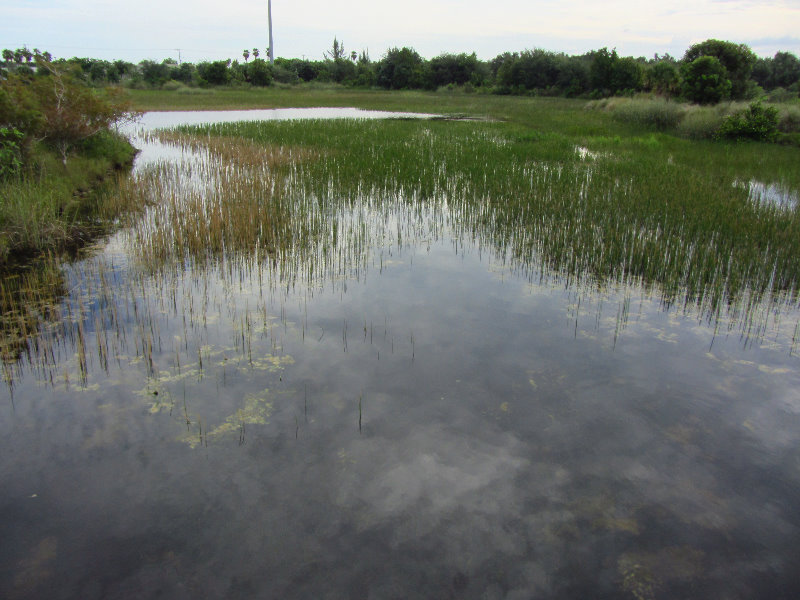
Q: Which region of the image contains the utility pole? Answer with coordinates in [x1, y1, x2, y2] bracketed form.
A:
[268, 0, 274, 64]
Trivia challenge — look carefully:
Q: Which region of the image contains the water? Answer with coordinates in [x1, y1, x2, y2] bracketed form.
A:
[135, 107, 439, 130]
[126, 107, 438, 168]
[734, 178, 799, 210]
[1, 112, 800, 600]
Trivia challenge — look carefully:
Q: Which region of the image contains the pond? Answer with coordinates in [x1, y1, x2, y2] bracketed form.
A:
[1, 110, 799, 600]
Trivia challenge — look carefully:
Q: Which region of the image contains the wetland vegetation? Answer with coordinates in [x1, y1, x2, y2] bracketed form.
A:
[0, 51, 138, 266]
[2, 42, 800, 600]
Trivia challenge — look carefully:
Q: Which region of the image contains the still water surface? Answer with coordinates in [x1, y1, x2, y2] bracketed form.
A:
[1, 110, 799, 599]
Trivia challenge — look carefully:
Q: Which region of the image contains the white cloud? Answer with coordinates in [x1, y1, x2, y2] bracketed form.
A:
[2, 0, 798, 62]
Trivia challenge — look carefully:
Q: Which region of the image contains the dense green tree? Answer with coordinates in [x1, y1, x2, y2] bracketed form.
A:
[197, 61, 230, 86]
[113, 60, 135, 77]
[429, 53, 480, 87]
[294, 60, 319, 82]
[489, 52, 515, 84]
[246, 58, 273, 86]
[265, 58, 319, 83]
[555, 56, 590, 97]
[269, 58, 301, 84]
[376, 47, 426, 90]
[88, 61, 109, 83]
[66, 57, 93, 79]
[140, 60, 171, 87]
[683, 39, 756, 99]
[327, 58, 356, 83]
[497, 49, 559, 91]
[173, 62, 196, 84]
[493, 50, 590, 95]
[494, 53, 521, 91]
[352, 51, 376, 87]
[589, 48, 618, 94]
[228, 60, 246, 84]
[771, 51, 800, 89]
[646, 61, 680, 96]
[610, 56, 643, 93]
[751, 57, 772, 89]
[681, 55, 732, 104]
[322, 38, 356, 83]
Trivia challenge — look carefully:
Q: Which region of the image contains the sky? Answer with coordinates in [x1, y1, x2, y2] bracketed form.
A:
[3, 0, 799, 64]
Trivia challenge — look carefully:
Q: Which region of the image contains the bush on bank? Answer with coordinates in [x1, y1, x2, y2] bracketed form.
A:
[0, 51, 139, 265]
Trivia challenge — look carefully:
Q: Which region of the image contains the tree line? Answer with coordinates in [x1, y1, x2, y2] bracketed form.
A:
[3, 40, 799, 105]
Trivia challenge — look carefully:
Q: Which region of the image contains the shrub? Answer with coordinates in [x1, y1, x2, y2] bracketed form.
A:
[246, 59, 273, 86]
[715, 102, 779, 141]
[272, 64, 299, 84]
[0, 127, 24, 179]
[1, 56, 138, 165]
[196, 61, 230, 86]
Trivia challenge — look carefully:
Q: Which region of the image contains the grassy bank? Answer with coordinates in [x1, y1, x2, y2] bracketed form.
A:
[0, 132, 138, 266]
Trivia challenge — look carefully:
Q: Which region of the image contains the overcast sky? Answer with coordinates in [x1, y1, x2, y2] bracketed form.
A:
[3, 0, 799, 64]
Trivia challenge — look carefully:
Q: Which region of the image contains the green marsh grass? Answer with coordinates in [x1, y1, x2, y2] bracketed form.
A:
[168, 118, 800, 320]
[0, 132, 138, 266]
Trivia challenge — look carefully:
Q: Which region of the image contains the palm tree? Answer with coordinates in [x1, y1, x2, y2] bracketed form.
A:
[268, 0, 274, 64]
[243, 49, 250, 63]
